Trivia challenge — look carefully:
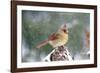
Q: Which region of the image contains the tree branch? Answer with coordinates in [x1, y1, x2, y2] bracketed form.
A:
[42, 46, 73, 62]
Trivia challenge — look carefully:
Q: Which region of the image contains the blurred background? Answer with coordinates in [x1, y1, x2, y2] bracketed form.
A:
[22, 10, 90, 62]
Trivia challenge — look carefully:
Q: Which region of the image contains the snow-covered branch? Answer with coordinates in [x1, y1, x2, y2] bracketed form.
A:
[42, 46, 73, 62]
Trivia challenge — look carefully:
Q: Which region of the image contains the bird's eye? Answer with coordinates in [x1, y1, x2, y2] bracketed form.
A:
[63, 29, 67, 33]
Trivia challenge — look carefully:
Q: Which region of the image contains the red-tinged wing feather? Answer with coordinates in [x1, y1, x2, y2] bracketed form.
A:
[48, 33, 58, 41]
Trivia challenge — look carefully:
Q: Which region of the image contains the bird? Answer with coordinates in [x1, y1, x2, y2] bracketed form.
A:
[36, 24, 69, 49]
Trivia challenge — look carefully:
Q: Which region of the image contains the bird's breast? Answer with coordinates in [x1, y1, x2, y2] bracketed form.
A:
[49, 32, 68, 48]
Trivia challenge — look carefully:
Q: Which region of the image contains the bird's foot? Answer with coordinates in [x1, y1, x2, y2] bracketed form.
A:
[58, 46, 64, 49]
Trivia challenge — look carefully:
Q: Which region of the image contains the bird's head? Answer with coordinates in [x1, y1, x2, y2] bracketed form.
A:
[59, 24, 68, 34]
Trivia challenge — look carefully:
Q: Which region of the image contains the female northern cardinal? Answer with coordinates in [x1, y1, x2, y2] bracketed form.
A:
[36, 24, 68, 48]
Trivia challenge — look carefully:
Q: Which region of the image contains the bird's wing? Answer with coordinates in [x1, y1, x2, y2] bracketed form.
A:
[48, 33, 59, 41]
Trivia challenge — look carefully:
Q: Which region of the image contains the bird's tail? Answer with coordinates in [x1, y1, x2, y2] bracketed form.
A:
[36, 39, 49, 49]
